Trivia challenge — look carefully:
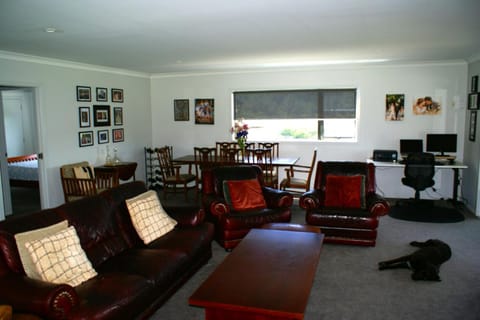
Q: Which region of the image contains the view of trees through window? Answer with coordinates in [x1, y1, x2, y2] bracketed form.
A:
[233, 89, 358, 142]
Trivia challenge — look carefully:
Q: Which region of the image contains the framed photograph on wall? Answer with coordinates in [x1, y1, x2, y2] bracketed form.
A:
[113, 107, 123, 125]
[174, 99, 189, 121]
[79, 131, 94, 147]
[194, 98, 214, 124]
[76, 86, 91, 102]
[96, 87, 108, 102]
[471, 75, 478, 93]
[111, 88, 124, 102]
[468, 93, 479, 110]
[469, 111, 477, 142]
[385, 94, 405, 121]
[98, 130, 109, 144]
[93, 105, 111, 126]
[78, 106, 90, 127]
[112, 128, 124, 142]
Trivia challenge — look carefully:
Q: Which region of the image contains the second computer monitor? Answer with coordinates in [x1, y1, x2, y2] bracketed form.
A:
[400, 139, 423, 157]
[426, 133, 457, 156]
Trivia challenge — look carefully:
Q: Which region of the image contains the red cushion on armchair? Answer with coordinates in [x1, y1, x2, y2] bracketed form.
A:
[223, 179, 267, 211]
[324, 175, 365, 208]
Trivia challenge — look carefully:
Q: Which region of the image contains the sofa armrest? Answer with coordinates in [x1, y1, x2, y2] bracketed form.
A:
[299, 190, 321, 210]
[0, 274, 78, 320]
[164, 206, 206, 227]
[366, 193, 391, 217]
[262, 187, 293, 208]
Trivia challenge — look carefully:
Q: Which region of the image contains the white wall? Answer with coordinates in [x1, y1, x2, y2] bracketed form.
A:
[464, 59, 480, 215]
[0, 54, 152, 209]
[151, 62, 468, 200]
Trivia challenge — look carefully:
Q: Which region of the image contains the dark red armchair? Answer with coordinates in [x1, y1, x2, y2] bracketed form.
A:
[202, 165, 293, 250]
[299, 161, 390, 246]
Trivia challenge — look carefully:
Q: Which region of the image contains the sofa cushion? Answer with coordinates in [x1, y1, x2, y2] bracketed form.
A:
[126, 190, 177, 244]
[25, 226, 97, 287]
[73, 165, 95, 179]
[14, 220, 69, 279]
[223, 179, 267, 211]
[324, 175, 365, 208]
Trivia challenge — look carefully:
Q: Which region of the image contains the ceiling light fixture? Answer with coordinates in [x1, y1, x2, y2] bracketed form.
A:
[44, 27, 63, 33]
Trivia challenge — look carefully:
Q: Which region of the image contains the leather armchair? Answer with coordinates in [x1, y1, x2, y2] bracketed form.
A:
[299, 161, 390, 246]
[202, 165, 293, 250]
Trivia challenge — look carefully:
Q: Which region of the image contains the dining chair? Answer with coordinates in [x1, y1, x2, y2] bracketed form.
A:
[244, 148, 278, 188]
[194, 147, 218, 192]
[156, 146, 197, 199]
[280, 148, 317, 196]
[257, 142, 280, 184]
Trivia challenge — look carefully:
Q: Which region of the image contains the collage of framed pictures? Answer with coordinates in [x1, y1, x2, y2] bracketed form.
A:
[469, 75, 478, 142]
[76, 85, 125, 147]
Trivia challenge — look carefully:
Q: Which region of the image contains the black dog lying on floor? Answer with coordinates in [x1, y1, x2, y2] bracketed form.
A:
[378, 239, 451, 281]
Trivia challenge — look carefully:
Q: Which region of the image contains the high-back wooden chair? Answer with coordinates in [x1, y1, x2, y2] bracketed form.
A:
[60, 161, 118, 203]
[244, 148, 278, 188]
[194, 147, 218, 191]
[280, 148, 317, 196]
[156, 146, 197, 199]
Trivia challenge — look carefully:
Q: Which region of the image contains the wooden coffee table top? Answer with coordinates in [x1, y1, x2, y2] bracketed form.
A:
[189, 228, 324, 319]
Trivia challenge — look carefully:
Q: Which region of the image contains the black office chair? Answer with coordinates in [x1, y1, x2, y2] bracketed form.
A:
[401, 152, 435, 200]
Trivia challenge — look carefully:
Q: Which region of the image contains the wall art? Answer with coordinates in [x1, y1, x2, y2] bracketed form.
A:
[385, 94, 404, 121]
[174, 99, 189, 121]
[469, 111, 477, 142]
[76, 86, 91, 102]
[113, 107, 123, 125]
[93, 105, 111, 127]
[471, 75, 478, 93]
[412, 96, 441, 115]
[96, 87, 108, 102]
[79, 106, 90, 127]
[112, 128, 124, 142]
[468, 93, 479, 110]
[79, 131, 94, 147]
[111, 88, 124, 102]
[194, 98, 214, 124]
[98, 130, 109, 144]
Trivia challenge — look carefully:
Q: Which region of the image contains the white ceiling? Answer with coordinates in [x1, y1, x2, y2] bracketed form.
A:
[1, 0, 479, 74]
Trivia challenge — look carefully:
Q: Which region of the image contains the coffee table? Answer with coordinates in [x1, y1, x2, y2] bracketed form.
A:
[189, 228, 324, 320]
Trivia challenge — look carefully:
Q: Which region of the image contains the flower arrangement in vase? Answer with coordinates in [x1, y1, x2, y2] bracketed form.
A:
[231, 119, 249, 151]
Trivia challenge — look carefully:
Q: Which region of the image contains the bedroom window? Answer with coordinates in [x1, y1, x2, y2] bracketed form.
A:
[233, 89, 358, 142]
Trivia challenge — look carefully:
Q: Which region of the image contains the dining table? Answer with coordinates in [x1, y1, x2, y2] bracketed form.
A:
[172, 154, 299, 167]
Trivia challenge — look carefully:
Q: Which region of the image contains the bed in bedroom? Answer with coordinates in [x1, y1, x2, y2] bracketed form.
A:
[7, 154, 39, 188]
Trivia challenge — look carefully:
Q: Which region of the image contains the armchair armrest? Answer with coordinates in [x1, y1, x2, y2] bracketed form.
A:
[299, 190, 321, 210]
[164, 206, 206, 227]
[366, 193, 391, 217]
[0, 274, 78, 320]
[262, 187, 293, 208]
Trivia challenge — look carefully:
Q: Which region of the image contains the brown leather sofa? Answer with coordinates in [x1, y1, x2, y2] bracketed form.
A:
[202, 165, 293, 250]
[0, 181, 214, 320]
[299, 161, 390, 246]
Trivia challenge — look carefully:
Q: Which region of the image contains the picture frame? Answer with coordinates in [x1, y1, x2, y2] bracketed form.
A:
[78, 131, 94, 147]
[96, 87, 108, 102]
[471, 75, 478, 93]
[111, 88, 124, 102]
[78, 106, 90, 127]
[194, 98, 214, 124]
[469, 111, 477, 142]
[112, 128, 124, 143]
[468, 93, 479, 110]
[113, 107, 123, 125]
[76, 86, 91, 102]
[93, 105, 111, 127]
[97, 130, 109, 144]
[174, 99, 189, 121]
[385, 94, 405, 121]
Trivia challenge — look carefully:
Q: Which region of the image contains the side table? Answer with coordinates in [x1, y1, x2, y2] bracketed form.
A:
[95, 162, 137, 186]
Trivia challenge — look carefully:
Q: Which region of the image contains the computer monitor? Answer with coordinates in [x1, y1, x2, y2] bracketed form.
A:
[426, 133, 457, 156]
[400, 139, 423, 156]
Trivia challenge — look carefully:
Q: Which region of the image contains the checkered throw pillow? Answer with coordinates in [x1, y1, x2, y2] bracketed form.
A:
[125, 190, 177, 244]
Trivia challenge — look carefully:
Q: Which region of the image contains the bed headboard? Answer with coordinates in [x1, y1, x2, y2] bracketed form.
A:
[7, 154, 38, 163]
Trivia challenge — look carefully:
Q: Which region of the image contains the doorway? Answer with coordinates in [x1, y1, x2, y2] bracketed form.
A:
[0, 87, 41, 218]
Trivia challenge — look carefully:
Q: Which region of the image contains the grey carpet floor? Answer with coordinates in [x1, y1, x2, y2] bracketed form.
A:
[152, 206, 480, 320]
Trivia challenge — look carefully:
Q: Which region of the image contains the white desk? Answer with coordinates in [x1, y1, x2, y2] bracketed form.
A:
[368, 159, 467, 203]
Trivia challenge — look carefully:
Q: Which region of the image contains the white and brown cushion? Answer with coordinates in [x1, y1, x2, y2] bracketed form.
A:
[125, 190, 177, 244]
[24, 226, 97, 287]
[14, 220, 69, 279]
[73, 165, 95, 179]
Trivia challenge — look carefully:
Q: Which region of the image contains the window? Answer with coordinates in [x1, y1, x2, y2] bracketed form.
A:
[233, 89, 357, 142]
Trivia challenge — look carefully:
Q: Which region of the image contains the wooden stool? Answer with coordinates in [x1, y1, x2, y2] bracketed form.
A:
[261, 222, 321, 234]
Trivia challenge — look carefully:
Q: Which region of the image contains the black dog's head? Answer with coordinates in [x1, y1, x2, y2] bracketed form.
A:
[411, 264, 441, 281]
